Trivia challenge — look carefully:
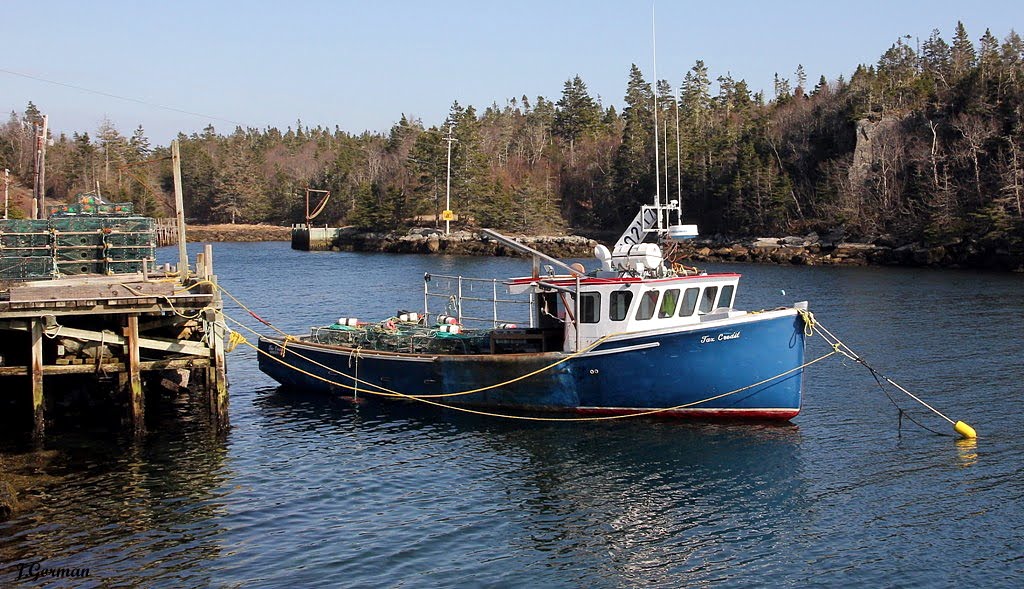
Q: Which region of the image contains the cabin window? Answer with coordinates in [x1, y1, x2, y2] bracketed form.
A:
[659, 289, 680, 318]
[610, 291, 633, 321]
[699, 286, 719, 314]
[635, 290, 659, 320]
[719, 285, 735, 309]
[679, 287, 699, 317]
[580, 292, 601, 323]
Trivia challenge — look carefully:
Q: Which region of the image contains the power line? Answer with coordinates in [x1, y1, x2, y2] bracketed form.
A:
[0, 67, 247, 127]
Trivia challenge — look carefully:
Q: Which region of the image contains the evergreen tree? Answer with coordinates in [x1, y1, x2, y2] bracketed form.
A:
[922, 29, 952, 89]
[951, 21, 977, 80]
[23, 102, 42, 126]
[129, 125, 151, 162]
[211, 145, 268, 223]
[553, 75, 601, 165]
[795, 64, 807, 96]
[410, 127, 447, 225]
[611, 64, 655, 224]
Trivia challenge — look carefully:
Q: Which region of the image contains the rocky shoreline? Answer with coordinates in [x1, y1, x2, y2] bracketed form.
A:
[184, 223, 291, 243]
[671, 232, 1024, 271]
[327, 227, 598, 258]
[324, 227, 1022, 271]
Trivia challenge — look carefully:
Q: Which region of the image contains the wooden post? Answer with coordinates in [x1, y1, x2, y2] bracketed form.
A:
[30, 319, 45, 440]
[195, 252, 206, 281]
[124, 315, 145, 434]
[204, 307, 228, 429]
[203, 244, 213, 280]
[171, 140, 189, 280]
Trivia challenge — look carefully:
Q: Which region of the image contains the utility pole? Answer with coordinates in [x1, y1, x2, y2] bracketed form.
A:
[443, 124, 457, 235]
[31, 122, 40, 219]
[31, 115, 49, 219]
[3, 168, 9, 220]
[171, 139, 189, 279]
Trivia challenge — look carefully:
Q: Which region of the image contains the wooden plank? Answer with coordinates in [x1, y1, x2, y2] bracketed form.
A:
[0, 358, 210, 377]
[1, 323, 211, 356]
[0, 302, 203, 320]
[10, 273, 145, 288]
[140, 357, 209, 371]
[42, 363, 125, 375]
[8, 280, 174, 303]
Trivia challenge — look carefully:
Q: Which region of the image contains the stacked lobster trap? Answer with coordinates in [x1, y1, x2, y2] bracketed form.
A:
[1, 196, 155, 281]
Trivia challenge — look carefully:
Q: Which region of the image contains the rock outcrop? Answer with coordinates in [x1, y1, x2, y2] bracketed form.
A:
[329, 228, 598, 258]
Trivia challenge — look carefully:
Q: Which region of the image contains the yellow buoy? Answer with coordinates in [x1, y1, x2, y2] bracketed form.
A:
[954, 421, 977, 439]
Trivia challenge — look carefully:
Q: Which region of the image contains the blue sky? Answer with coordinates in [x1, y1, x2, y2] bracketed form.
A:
[3, 1, 1022, 145]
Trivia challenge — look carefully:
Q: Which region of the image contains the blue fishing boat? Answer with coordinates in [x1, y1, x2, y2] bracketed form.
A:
[257, 199, 812, 420]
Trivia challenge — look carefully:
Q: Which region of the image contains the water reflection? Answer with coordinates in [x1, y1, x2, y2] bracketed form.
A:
[0, 400, 231, 587]
[253, 388, 806, 585]
[955, 438, 979, 468]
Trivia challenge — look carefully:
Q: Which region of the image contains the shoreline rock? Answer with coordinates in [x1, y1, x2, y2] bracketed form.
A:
[668, 234, 1024, 272]
[329, 227, 598, 258]
[183, 223, 291, 243]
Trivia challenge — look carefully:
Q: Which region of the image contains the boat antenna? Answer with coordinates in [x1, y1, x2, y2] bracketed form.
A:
[664, 88, 670, 220]
[651, 3, 661, 229]
[675, 84, 682, 224]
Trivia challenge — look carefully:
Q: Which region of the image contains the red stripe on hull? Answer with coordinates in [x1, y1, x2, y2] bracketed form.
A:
[574, 407, 800, 421]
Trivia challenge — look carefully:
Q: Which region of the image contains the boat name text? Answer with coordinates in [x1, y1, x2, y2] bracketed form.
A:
[700, 332, 741, 344]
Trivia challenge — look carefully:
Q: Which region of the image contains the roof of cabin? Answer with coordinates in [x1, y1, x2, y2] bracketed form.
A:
[507, 273, 741, 287]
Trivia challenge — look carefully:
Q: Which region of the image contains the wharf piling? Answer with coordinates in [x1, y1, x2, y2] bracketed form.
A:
[155, 218, 179, 246]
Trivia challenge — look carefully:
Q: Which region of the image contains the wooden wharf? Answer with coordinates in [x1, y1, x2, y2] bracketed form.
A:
[0, 245, 227, 440]
[0, 139, 230, 442]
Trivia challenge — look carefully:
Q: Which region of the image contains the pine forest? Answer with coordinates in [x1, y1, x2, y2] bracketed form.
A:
[2, 23, 1023, 258]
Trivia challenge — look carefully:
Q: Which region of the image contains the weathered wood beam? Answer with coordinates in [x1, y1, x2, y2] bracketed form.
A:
[0, 323, 210, 357]
[0, 296, 214, 320]
[125, 315, 144, 435]
[0, 357, 209, 377]
[30, 319, 44, 441]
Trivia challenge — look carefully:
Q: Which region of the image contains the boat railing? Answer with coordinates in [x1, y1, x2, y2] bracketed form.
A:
[423, 273, 534, 328]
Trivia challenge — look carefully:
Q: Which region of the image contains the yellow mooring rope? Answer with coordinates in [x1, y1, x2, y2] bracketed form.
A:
[809, 317, 977, 439]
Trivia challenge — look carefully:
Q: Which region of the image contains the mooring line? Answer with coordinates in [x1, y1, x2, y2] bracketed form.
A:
[811, 319, 976, 439]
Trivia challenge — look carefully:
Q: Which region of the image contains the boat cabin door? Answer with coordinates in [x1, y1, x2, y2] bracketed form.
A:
[535, 292, 562, 330]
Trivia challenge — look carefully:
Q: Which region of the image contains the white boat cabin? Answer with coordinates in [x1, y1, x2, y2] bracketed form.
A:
[508, 272, 744, 352]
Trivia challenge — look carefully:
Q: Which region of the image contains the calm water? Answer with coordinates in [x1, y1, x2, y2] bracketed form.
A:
[2, 241, 1023, 588]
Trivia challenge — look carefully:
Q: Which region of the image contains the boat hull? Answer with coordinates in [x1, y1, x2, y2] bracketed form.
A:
[257, 310, 806, 421]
